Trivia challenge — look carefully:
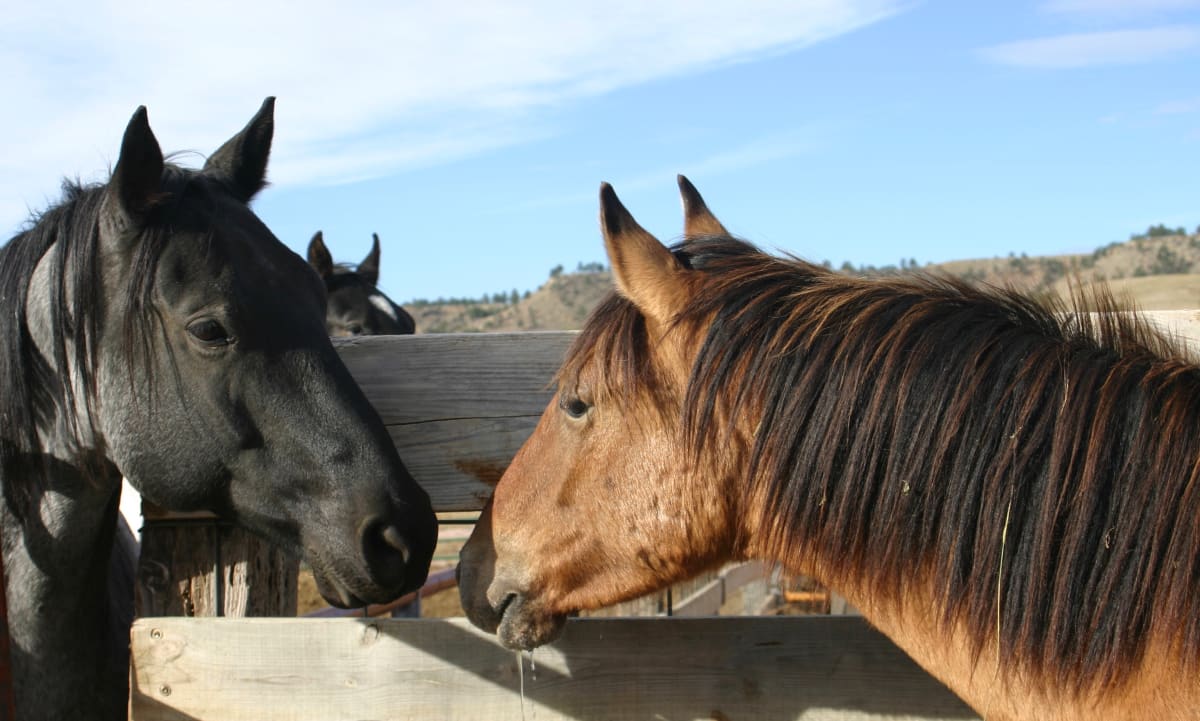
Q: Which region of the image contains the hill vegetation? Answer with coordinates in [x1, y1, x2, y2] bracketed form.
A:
[407, 225, 1200, 333]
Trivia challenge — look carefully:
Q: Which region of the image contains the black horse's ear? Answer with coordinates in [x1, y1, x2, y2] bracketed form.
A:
[359, 233, 382, 287]
[307, 231, 334, 279]
[106, 106, 164, 232]
[204, 97, 275, 203]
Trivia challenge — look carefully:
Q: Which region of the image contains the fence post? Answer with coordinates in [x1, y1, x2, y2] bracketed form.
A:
[136, 502, 297, 617]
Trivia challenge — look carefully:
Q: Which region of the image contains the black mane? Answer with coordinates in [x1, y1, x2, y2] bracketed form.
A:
[0, 168, 220, 515]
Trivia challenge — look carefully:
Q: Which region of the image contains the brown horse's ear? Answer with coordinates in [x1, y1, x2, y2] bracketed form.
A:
[105, 106, 164, 234]
[599, 183, 687, 324]
[307, 231, 334, 279]
[677, 175, 727, 237]
[359, 233, 382, 287]
[204, 96, 274, 203]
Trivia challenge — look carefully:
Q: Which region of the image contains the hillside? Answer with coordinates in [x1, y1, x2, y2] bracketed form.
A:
[929, 232, 1200, 310]
[411, 270, 613, 333]
[410, 230, 1200, 333]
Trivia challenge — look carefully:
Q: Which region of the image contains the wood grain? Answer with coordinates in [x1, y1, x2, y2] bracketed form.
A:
[336, 332, 573, 511]
[130, 616, 978, 721]
[136, 514, 297, 618]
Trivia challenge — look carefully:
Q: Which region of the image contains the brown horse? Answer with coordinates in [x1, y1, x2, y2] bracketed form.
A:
[459, 177, 1200, 721]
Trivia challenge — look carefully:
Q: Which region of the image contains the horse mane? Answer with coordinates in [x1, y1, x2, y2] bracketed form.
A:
[561, 234, 1200, 694]
[0, 167, 214, 517]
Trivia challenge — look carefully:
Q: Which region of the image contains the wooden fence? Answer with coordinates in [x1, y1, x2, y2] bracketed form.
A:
[127, 312, 1200, 720]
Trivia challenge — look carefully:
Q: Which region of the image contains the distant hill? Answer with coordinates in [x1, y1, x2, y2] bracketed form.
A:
[409, 229, 1200, 333]
[934, 229, 1200, 301]
[410, 270, 613, 333]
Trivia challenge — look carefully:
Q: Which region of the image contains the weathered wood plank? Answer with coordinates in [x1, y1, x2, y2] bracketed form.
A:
[335, 332, 573, 511]
[335, 332, 573, 421]
[390, 416, 548, 510]
[130, 616, 978, 721]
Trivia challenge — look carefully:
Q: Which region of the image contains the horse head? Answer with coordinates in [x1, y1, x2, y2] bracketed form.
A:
[308, 231, 416, 336]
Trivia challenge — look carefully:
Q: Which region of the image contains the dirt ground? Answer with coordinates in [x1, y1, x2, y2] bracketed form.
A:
[298, 565, 465, 617]
[419, 583, 466, 617]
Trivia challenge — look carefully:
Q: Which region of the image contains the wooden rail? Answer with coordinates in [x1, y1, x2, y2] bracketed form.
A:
[130, 616, 976, 721]
[337, 331, 572, 510]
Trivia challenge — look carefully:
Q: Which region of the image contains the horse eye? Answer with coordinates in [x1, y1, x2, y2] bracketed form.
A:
[187, 319, 232, 346]
[561, 396, 590, 419]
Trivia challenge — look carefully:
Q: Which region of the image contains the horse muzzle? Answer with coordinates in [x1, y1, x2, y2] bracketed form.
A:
[458, 563, 566, 650]
[310, 509, 436, 608]
[492, 588, 567, 651]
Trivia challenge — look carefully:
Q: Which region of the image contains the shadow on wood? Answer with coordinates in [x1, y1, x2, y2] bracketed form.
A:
[130, 617, 977, 721]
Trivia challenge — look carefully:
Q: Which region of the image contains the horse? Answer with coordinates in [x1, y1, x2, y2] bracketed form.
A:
[1, 99, 437, 721]
[458, 176, 1200, 721]
[307, 231, 416, 336]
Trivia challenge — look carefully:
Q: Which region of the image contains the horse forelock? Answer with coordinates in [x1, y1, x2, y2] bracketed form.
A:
[571, 233, 1200, 694]
[557, 290, 678, 419]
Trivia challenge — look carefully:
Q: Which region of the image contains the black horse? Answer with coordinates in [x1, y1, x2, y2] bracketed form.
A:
[0, 99, 437, 720]
[308, 231, 416, 335]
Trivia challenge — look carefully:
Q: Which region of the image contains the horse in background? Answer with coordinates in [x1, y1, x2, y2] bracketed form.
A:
[1, 99, 436, 721]
[308, 231, 416, 336]
[459, 176, 1200, 720]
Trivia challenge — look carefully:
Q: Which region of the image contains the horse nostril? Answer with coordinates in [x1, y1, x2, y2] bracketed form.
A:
[381, 524, 411, 565]
[360, 518, 410, 592]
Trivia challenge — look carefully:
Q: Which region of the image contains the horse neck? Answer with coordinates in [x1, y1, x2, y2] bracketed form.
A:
[0, 221, 131, 719]
[2, 462, 128, 720]
[725, 337, 1200, 721]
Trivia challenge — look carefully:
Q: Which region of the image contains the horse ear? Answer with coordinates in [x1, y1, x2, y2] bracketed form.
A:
[599, 183, 687, 324]
[358, 233, 381, 287]
[106, 106, 164, 232]
[307, 231, 334, 279]
[204, 97, 275, 203]
[677, 175, 727, 237]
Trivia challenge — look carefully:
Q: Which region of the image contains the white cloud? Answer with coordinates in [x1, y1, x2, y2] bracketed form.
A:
[1042, 0, 1200, 17]
[0, 0, 906, 235]
[978, 26, 1200, 68]
[1155, 97, 1200, 114]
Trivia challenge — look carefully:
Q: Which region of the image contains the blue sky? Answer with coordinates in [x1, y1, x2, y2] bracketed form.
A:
[4, 0, 1200, 304]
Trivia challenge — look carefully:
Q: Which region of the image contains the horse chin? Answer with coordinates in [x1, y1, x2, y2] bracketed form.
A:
[495, 594, 567, 651]
[311, 568, 371, 609]
[307, 552, 394, 609]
